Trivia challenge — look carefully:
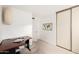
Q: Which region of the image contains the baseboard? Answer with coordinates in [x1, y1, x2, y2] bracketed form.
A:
[38, 39, 55, 46]
[56, 45, 71, 51]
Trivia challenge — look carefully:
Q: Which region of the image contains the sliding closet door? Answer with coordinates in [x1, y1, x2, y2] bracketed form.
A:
[72, 6, 79, 53]
[57, 9, 71, 50]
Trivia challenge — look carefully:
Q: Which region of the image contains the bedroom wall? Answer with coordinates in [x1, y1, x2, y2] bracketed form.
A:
[32, 17, 41, 41]
[0, 6, 32, 40]
[38, 6, 72, 45]
[10, 5, 73, 43]
[38, 16, 55, 45]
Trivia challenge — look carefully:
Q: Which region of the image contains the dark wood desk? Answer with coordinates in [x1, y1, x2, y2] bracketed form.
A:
[0, 36, 32, 53]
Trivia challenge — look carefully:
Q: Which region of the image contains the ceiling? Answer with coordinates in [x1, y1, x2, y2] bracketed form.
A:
[11, 5, 73, 19]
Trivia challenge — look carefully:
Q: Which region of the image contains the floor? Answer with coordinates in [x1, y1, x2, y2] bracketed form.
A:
[20, 40, 74, 54]
[36, 40, 73, 54]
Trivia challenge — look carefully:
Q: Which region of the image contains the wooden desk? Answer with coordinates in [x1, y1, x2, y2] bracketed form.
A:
[0, 36, 32, 53]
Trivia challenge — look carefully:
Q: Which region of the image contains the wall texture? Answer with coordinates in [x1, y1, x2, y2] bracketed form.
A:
[0, 6, 32, 40]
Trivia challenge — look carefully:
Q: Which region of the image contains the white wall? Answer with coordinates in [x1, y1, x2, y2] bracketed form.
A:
[38, 15, 56, 45]
[32, 17, 40, 41]
[37, 7, 72, 45]
[0, 6, 32, 40]
[11, 5, 72, 44]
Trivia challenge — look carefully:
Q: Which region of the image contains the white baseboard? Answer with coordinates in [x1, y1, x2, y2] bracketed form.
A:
[38, 39, 56, 46]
